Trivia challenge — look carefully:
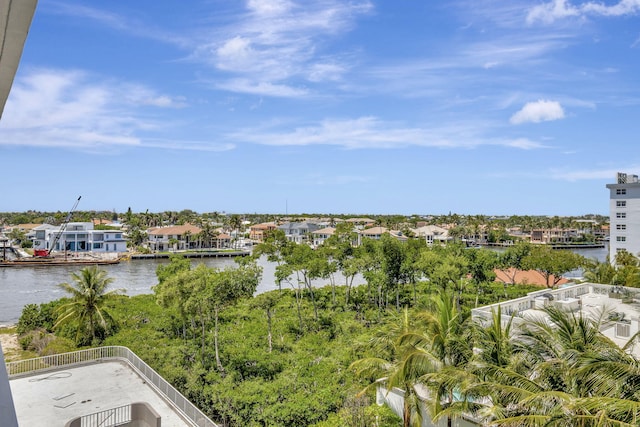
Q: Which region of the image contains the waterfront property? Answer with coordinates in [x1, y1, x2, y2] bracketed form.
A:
[607, 172, 640, 262]
[147, 224, 232, 251]
[3, 346, 218, 427]
[277, 221, 323, 244]
[32, 222, 127, 254]
[413, 224, 450, 245]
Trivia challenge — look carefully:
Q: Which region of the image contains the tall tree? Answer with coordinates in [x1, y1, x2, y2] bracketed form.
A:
[522, 245, 585, 288]
[55, 266, 124, 345]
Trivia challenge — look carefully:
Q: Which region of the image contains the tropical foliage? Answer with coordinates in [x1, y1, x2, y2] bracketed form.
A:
[54, 266, 124, 345]
[19, 235, 640, 427]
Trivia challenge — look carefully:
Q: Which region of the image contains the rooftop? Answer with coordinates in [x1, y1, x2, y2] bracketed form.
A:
[472, 282, 640, 357]
[5, 346, 217, 427]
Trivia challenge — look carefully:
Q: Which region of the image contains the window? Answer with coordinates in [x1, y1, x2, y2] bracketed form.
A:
[616, 189, 627, 195]
[617, 236, 626, 242]
[617, 201, 627, 208]
[617, 224, 627, 230]
[617, 212, 627, 219]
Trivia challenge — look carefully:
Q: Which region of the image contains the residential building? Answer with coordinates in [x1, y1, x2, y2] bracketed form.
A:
[147, 224, 201, 251]
[358, 226, 388, 241]
[249, 222, 277, 242]
[530, 228, 578, 244]
[277, 221, 322, 244]
[311, 227, 336, 247]
[32, 222, 127, 254]
[345, 217, 376, 229]
[412, 225, 450, 245]
[357, 226, 408, 245]
[146, 225, 232, 251]
[472, 282, 640, 356]
[606, 172, 640, 262]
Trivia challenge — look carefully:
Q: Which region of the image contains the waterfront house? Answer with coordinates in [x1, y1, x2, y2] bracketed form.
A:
[32, 222, 127, 254]
[277, 221, 322, 244]
[147, 224, 202, 251]
[530, 228, 578, 244]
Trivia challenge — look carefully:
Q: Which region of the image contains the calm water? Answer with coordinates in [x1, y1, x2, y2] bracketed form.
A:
[0, 257, 276, 325]
[0, 255, 364, 326]
[0, 246, 608, 326]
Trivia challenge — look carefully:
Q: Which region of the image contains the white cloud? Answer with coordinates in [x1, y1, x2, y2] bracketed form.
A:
[505, 138, 548, 149]
[195, 1, 373, 96]
[510, 100, 566, 124]
[0, 68, 227, 152]
[44, 1, 191, 48]
[247, 0, 293, 16]
[527, 0, 640, 24]
[230, 116, 547, 150]
[216, 79, 308, 98]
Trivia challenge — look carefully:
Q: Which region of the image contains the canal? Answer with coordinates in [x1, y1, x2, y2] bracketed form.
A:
[0, 245, 608, 326]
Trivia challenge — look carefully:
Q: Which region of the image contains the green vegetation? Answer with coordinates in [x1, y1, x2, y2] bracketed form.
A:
[14, 236, 640, 426]
[54, 266, 125, 345]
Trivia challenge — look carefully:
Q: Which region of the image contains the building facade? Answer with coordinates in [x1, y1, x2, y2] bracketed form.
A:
[606, 172, 640, 262]
[33, 222, 127, 254]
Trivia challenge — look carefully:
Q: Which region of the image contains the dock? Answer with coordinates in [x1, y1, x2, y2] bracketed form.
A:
[130, 251, 250, 260]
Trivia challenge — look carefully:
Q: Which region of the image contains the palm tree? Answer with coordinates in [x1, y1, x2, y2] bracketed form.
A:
[483, 306, 640, 426]
[351, 308, 427, 427]
[55, 266, 124, 345]
[399, 291, 472, 427]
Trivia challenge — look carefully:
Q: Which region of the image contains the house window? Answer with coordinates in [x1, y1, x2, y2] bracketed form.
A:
[617, 224, 627, 230]
[616, 189, 627, 195]
[617, 212, 627, 219]
[617, 236, 626, 242]
[617, 201, 627, 208]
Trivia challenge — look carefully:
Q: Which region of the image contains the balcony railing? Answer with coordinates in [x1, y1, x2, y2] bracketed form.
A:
[6, 346, 218, 427]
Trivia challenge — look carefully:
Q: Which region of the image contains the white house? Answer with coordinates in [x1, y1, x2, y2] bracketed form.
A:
[33, 222, 127, 254]
[311, 227, 336, 247]
[277, 221, 323, 244]
[412, 225, 450, 245]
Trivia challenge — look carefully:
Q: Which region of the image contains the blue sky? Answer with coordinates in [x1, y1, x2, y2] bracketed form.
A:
[2, 0, 639, 216]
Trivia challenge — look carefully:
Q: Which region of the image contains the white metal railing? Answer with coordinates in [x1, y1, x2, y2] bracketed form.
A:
[80, 403, 131, 427]
[6, 346, 218, 427]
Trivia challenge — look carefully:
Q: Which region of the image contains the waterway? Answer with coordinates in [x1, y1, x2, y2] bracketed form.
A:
[0, 245, 609, 326]
[0, 255, 363, 326]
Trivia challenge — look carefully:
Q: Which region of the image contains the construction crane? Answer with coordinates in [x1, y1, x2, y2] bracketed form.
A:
[34, 196, 82, 257]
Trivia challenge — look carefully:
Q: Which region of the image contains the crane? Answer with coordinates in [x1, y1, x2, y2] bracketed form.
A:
[34, 196, 82, 257]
